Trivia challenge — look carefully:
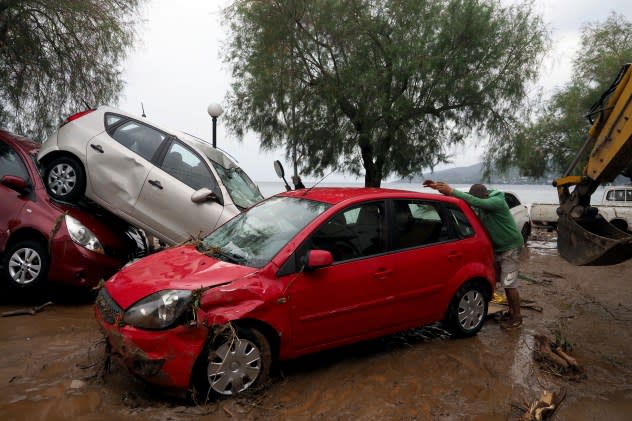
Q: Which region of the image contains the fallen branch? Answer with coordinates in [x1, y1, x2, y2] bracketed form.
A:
[533, 334, 585, 380]
[518, 389, 566, 421]
[2, 301, 54, 317]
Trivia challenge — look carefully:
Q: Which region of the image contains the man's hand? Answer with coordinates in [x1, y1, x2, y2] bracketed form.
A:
[434, 181, 453, 196]
[422, 179, 436, 189]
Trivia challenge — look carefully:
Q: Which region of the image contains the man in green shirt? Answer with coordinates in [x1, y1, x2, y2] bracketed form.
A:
[425, 181, 524, 329]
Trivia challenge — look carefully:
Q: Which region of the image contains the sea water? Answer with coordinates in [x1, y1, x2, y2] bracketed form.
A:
[256, 180, 606, 206]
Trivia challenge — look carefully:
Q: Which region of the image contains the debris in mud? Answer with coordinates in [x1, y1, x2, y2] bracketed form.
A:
[1, 301, 54, 317]
[533, 334, 585, 380]
[514, 389, 566, 421]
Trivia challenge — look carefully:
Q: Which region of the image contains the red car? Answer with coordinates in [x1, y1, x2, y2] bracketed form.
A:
[0, 130, 142, 291]
[95, 188, 496, 397]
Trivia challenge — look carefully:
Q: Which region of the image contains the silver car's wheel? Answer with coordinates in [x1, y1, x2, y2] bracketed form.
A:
[44, 156, 85, 202]
[2, 240, 48, 289]
[48, 162, 77, 196]
[457, 290, 485, 330]
[205, 326, 271, 396]
[444, 281, 489, 337]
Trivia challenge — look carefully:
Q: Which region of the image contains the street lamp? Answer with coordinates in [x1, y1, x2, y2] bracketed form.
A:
[207, 103, 224, 148]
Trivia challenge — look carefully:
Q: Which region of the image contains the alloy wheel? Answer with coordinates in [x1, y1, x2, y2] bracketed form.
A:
[48, 163, 77, 196]
[207, 337, 262, 395]
[8, 247, 42, 285]
[457, 290, 485, 331]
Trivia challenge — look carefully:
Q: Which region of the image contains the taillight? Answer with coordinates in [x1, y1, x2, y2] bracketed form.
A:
[60, 109, 95, 127]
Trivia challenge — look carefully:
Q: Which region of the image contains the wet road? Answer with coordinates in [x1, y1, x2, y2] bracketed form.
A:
[1, 233, 632, 420]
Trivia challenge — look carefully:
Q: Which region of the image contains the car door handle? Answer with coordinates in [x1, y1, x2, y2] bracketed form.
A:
[373, 268, 393, 279]
[447, 251, 463, 262]
[148, 179, 163, 190]
[90, 144, 104, 153]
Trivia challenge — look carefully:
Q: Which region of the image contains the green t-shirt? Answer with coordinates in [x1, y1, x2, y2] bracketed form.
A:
[451, 189, 524, 253]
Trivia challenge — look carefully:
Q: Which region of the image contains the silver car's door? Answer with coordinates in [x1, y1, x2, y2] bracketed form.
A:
[86, 118, 167, 215]
[132, 140, 226, 244]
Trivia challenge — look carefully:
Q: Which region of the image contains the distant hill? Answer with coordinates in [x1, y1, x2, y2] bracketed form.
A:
[397, 163, 550, 185]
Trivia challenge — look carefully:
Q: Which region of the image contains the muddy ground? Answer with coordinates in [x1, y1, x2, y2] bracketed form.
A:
[1, 229, 631, 421]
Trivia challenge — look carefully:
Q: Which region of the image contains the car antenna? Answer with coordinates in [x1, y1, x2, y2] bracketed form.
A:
[302, 167, 336, 196]
[82, 99, 94, 110]
[141, 102, 146, 118]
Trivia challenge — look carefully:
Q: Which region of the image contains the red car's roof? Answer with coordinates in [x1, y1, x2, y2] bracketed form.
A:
[277, 186, 454, 205]
[0, 129, 40, 153]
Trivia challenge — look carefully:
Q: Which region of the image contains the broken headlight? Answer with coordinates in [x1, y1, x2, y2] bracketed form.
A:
[65, 215, 104, 254]
[123, 290, 192, 329]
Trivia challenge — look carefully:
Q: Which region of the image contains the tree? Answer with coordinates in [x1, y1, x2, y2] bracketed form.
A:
[0, 0, 144, 140]
[504, 13, 632, 179]
[223, 0, 547, 187]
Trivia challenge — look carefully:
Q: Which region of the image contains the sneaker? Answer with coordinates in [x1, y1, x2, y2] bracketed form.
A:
[500, 317, 523, 330]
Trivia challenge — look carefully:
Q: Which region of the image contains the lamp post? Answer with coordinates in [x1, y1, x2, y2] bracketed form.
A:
[207, 103, 224, 148]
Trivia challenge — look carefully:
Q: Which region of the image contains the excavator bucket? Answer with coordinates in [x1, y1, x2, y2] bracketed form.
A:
[557, 214, 632, 265]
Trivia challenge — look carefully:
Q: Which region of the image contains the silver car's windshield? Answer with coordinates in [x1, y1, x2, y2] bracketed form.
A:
[198, 196, 330, 268]
[211, 161, 264, 209]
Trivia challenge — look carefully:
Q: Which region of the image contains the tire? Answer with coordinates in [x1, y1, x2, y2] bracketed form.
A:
[2, 240, 49, 290]
[521, 222, 531, 245]
[610, 219, 628, 232]
[204, 325, 272, 397]
[44, 156, 86, 202]
[444, 281, 488, 337]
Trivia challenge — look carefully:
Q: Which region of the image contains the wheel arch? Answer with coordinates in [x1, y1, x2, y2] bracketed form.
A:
[5, 228, 49, 254]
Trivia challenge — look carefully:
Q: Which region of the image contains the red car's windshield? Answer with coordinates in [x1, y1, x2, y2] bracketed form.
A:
[199, 196, 330, 267]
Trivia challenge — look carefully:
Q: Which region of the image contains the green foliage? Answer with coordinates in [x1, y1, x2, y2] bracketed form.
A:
[506, 13, 632, 178]
[224, 0, 547, 186]
[0, 0, 144, 140]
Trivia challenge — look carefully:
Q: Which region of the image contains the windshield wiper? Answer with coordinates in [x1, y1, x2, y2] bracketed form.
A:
[200, 244, 247, 265]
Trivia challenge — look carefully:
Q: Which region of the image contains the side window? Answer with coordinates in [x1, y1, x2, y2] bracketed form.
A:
[104, 113, 125, 129]
[110, 121, 166, 161]
[615, 190, 625, 201]
[606, 190, 616, 201]
[393, 200, 451, 250]
[0, 142, 29, 180]
[300, 201, 386, 263]
[446, 204, 474, 238]
[626, 189, 632, 202]
[161, 142, 217, 192]
[504, 192, 519, 209]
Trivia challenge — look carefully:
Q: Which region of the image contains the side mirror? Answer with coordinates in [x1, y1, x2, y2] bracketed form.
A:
[191, 188, 218, 204]
[305, 249, 333, 270]
[1, 175, 30, 194]
[274, 160, 292, 191]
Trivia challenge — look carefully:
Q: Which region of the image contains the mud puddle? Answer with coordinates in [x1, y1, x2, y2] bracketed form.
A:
[1, 250, 632, 420]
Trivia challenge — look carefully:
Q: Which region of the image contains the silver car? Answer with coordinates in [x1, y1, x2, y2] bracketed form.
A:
[38, 106, 263, 245]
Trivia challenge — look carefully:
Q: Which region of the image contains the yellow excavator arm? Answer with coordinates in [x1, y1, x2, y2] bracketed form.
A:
[554, 63, 632, 265]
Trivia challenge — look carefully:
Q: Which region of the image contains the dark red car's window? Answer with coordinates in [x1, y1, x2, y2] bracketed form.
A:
[0, 141, 29, 180]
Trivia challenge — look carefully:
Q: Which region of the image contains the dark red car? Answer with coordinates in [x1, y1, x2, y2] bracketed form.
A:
[95, 188, 496, 397]
[0, 130, 142, 291]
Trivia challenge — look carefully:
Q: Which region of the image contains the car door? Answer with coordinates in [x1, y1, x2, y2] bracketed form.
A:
[383, 199, 460, 326]
[0, 141, 30, 250]
[287, 201, 396, 351]
[86, 116, 167, 215]
[132, 140, 225, 244]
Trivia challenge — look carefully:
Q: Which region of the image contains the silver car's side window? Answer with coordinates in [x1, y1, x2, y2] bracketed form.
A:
[161, 142, 217, 192]
[110, 121, 166, 162]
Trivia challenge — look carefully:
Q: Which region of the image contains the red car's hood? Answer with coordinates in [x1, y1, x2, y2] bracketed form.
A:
[105, 245, 258, 309]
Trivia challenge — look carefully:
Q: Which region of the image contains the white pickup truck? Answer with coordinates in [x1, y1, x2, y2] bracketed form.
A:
[530, 185, 632, 232]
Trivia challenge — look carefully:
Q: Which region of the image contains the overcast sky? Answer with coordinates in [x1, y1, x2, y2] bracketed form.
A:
[119, 0, 632, 183]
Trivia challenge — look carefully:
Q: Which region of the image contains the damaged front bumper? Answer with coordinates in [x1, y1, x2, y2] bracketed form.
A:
[95, 288, 209, 390]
